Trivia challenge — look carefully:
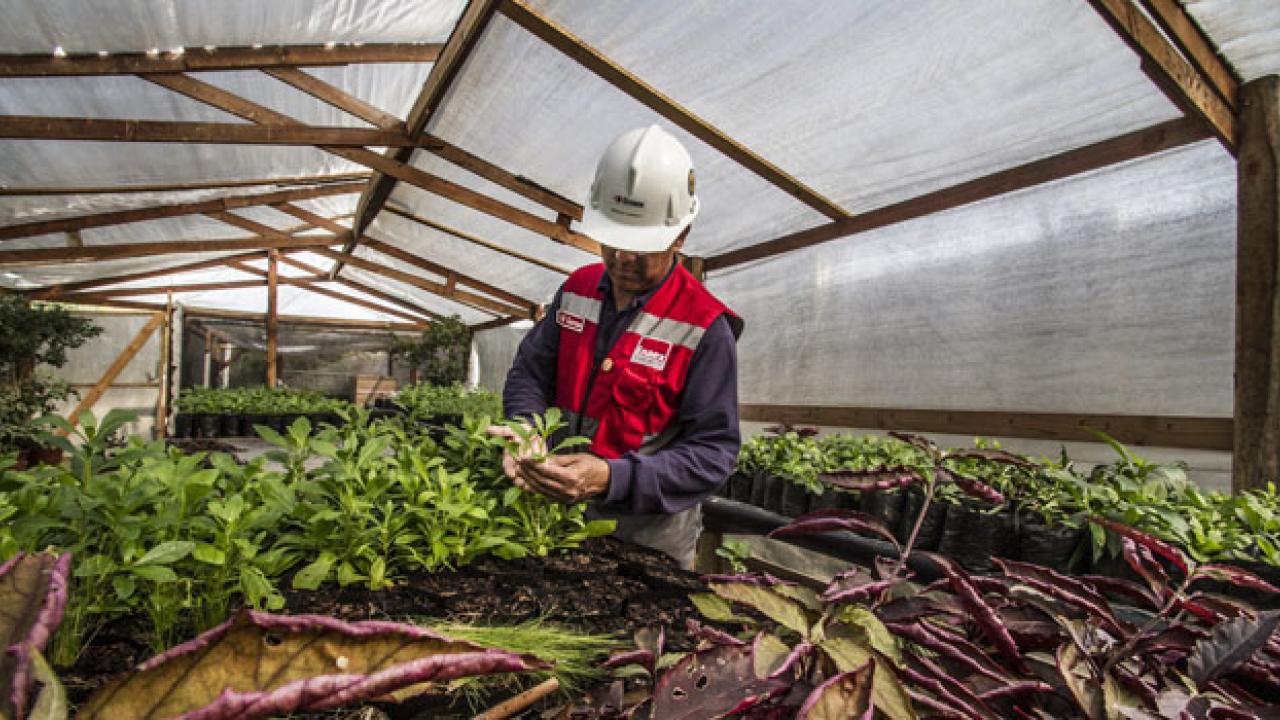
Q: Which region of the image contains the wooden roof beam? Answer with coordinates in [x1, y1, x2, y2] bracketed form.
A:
[33, 250, 269, 299]
[1087, 0, 1236, 151]
[0, 233, 345, 265]
[263, 67, 406, 131]
[276, 254, 445, 321]
[225, 257, 430, 324]
[144, 72, 599, 255]
[0, 116, 415, 147]
[471, 315, 531, 332]
[0, 182, 362, 242]
[358, 236, 537, 312]
[0, 173, 370, 197]
[182, 306, 428, 331]
[1138, 0, 1240, 111]
[500, 0, 848, 222]
[383, 203, 570, 275]
[310, 247, 530, 318]
[62, 279, 266, 300]
[707, 117, 1210, 271]
[348, 0, 505, 250]
[0, 43, 442, 77]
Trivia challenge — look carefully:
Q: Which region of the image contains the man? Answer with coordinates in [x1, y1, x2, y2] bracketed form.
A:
[497, 124, 743, 569]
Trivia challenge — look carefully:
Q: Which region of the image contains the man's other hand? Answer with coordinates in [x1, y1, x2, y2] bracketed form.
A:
[485, 423, 545, 480]
[515, 453, 610, 504]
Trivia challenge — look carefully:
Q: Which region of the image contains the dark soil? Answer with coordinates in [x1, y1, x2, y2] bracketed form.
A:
[62, 536, 712, 719]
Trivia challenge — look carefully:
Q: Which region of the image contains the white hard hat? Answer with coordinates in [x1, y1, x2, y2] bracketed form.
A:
[579, 125, 699, 253]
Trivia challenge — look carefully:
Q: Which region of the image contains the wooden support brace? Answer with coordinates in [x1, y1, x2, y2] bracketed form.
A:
[63, 312, 165, 428]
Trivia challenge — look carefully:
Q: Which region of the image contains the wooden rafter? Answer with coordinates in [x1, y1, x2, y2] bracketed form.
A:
[500, 0, 848, 222]
[205, 211, 291, 240]
[0, 116, 416, 147]
[471, 315, 530, 332]
[384, 204, 571, 275]
[311, 247, 529, 318]
[358, 236, 537, 312]
[34, 251, 268, 298]
[706, 117, 1210, 271]
[349, 0, 505, 245]
[266, 251, 279, 386]
[0, 44, 442, 77]
[276, 255, 445, 322]
[0, 233, 344, 265]
[1137, 0, 1239, 110]
[0, 183, 362, 242]
[0, 173, 370, 197]
[63, 279, 266, 300]
[1087, 0, 1236, 150]
[419, 134, 583, 220]
[144, 73, 601, 255]
[263, 67, 405, 130]
[183, 306, 427, 331]
[224, 258, 432, 324]
[270, 203, 352, 235]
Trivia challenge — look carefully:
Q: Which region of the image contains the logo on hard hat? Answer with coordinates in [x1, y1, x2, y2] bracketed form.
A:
[688, 169, 696, 196]
[612, 195, 645, 209]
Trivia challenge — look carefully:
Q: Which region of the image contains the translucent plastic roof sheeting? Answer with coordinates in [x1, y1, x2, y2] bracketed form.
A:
[717, 140, 1235, 418]
[1185, 0, 1280, 81]
[0, 0, 465, 53]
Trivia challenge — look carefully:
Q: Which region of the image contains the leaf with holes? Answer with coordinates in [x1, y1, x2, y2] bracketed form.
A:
[1187, 610, 1280, 690]
[819, 628, 917, 720]
[650, 642, 788, 720]
[77, 610, 547, 718]
[0, 552, 71, 720]
[797, 659, 875, 720]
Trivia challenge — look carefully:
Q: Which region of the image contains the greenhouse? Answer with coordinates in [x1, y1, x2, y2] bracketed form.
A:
[2, 0, 1279, 718]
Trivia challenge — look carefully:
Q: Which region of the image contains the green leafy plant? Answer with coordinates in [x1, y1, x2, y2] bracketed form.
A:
[715, 538, 753, 574]
[390, 314, 472, 387]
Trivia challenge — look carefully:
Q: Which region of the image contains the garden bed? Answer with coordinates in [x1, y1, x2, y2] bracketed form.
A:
[61, 536, 705, 719]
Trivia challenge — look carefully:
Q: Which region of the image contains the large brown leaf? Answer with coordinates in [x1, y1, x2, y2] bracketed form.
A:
[650, 642, 788, 720]
[797, 660, 875, 720]
[0, 552, 71, 720]
[78, 610, 547, 719]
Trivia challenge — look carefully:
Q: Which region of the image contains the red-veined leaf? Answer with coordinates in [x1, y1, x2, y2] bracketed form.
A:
[1121, 538, 1171, 598]
[1090, 517, 1190, 573]
[945, 449, 1038, 468]
[1194, 564, 1280, 595]
[901, 664, 989, 720]
[938, 468, 1006, 504]
[823, 579, 896, 605]
[975, 681, 1056, 701]
[602, 648, 653, 672]
[650, 641, 789, 720]
[885, 621, 1010, 684]
[926, 553, 1024, 671]
[797, 659, 875, 720]
[877, 595, 965, 624]
[0, 552, 71, 720]
[78, 610, 547, 718]
[907, 688, 968, 719]
[1187, 610, 1280, 689]
[1079, 575, 1161, 610]
[770, 515, 899, 550]
[993, 558, 1124, 634]
[685, 619, 745, 648]
[1056, 642, 1105, 720]
[1112, 666, 1159, 711]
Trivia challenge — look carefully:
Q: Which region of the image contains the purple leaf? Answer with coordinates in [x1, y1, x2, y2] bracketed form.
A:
[885, 621, 1010, 684]
[907, 688, 969, 719]
[937, 468, 1006, 504]
[927, 553, 1024, 671]
[79, 610, 548, 718]
[651, 642, 789, 720]
[602, 649, 654, 672]
[887, 431, 939, 459]
[770, 515, 899, 550]
[901, 664, 989, 720]
[818, 468, 921, 492]
[993, 558, 1124, 634]
[1079, 575, 1161, 610]
[1187, 610, 1280, 690]
[975, 681, 1056, 701]
[1121, 538, 1171, 598]
[1, 551, 71, 720]
[945, 449, 1038, 468]
[877, 594, 965, 624]
[685, 619, 746, 648]
[1194, 564, 1280, 595]
[796, 660, 875, 720]
[1112, 666, 1159, 710]
[1090, 517, 1190, 573]
[822, 578, 896, 605]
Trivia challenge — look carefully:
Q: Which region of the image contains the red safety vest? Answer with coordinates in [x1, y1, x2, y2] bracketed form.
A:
[553, 263, 740, 459]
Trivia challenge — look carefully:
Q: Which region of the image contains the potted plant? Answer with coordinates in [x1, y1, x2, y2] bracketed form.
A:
[390, 315, 472, 387]
[0, 295, 101, 464]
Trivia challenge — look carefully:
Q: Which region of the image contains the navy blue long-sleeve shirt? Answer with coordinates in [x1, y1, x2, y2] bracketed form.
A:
[503, 268, 740, 515]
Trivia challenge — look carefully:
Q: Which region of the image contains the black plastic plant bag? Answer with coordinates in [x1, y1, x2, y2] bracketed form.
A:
[938, 500, 1013, 573]
[898, 489, 949, 550]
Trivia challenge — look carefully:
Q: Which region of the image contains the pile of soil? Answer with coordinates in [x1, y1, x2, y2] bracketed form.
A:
[62, 537, 711, 718]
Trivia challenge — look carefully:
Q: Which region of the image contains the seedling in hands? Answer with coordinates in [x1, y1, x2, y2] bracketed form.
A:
[502, 408, 590, 464]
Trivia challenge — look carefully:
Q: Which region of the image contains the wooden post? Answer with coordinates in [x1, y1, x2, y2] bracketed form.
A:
[266, 250, 279, 387]
[64, 312, 165, 427]
[1235, 75, 1280, 492]
[153, 297, 173, 439]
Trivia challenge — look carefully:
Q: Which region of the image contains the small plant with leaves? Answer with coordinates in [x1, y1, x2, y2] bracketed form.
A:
[715, 538, 753, 574]
[502, 407, 591, 464]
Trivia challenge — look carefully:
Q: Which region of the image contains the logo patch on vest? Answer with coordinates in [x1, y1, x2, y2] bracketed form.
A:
[556, 310, 585, 333]
[631, 336, 672, 370]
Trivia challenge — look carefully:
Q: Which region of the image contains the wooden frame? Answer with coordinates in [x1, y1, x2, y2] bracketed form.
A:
[739, 404, 1233, 452]
[0, 183, 362, 242]
[499, 0, 848, 222]
[0, 44, 442, 76]
[0, 172, 370, 196]
[1087, 0, 1236, 150]
[224, 258, 434, 324]
[0, 116, 417, 147]
[63, 312, 165, 426]
[383, 203, 571, 275]
[707, 118, 1209, 270]
[0, 234, 343, 264]
[274, 253, 445, 321]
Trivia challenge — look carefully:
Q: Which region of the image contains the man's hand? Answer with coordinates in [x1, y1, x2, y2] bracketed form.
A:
[485, 423, 546, 480]
[514, 453, 610, 504]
